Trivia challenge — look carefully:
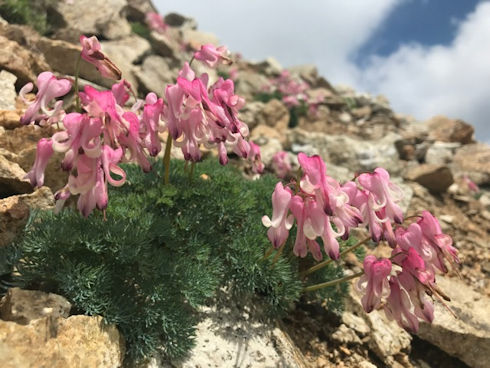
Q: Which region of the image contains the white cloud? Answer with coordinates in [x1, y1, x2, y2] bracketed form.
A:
[355, 1, 490, 141]
[155, 0, 490, 141]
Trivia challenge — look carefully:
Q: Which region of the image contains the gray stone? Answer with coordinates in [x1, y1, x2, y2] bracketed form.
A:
[149, 29, 181, 58]
[234, 70, 270, 100]
[0, 70, 17, 110]
[287, 129, 403, 175]
[134, 55, 177, 95]
[53, 0, 131, 40]
[0, 155, 32, 198]
[425, 142, 461, 165]
[331, 324, 362, 345]
[418, 277, 490, 368]
[164, 13, 198, 30]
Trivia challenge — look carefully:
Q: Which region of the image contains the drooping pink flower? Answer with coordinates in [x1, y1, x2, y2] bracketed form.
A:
[358, 168, 404, 224]
[25, 138, 54, 187]
[271, 151, 292, 179]
[262, 182, 294, 249]
[248, 141, 264, 174]
[145, 12, 168, 33]
[19, 72, 71, 125]
[384, 275, 421, 332]
[463, 175, 479, 193]
[140, 92, 164, 157]
[193, 44, 231, 68]
[80, 35, 122, 80]
[357, 255, 392, 313]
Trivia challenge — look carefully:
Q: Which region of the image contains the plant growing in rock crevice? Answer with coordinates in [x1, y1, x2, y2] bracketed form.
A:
[7, 15, 461, 363]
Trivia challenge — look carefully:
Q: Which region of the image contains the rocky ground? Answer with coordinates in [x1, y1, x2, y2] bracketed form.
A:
[0, 0, 489, 367]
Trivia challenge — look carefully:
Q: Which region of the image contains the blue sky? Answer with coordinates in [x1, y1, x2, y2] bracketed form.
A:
[154, 0, 490, 142]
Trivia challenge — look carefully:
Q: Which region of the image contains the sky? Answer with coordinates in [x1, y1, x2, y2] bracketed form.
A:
[154, 0, 490, 142]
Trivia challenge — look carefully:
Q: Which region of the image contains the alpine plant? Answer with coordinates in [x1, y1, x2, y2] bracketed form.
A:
[21, 36, 262, 217]
[262, 153, 460, 332]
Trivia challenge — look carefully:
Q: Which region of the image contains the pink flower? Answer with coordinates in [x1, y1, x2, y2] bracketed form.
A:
[463, 175, 479, 193]
[145, 12, 168, 33]
[194, 44, 232, 68]
[20, 72, 71, 125]
[271, 151, 292, 179]
[25, 138, 54, 187]
[384, 276, 421, 332]
[248, 141, 264, 174]
[262, 182, 294, 249]
[357, 255, 392, 313]
[141, 93, 164, 157]
[358, 168, 404, 224]
[80, 35, 122, 80]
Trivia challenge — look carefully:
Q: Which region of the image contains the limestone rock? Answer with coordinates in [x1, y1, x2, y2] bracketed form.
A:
[35, 37, 113, 88]
[426, 115, 474, 144]
[0, 70, 17, 110]
[0, 36, 50, 86]
[149, 29, 181, 58]
[347, 288, 412, 362]
[0, 315, 125, 368]
[257, 98, 289, 132]
[404, 164, 454, 193]
[0, 110, 21, 130]
[425, 142, 461, 165]
[452, 143, 490, 185]
[183, 29, 219, 50]
[126, 0, 159, 21]
[239, 101, 265, 131]
[101, 36, 151, 65]
[0, 288, 71, 324]
[234, 70, 269, 100]
[0, 155, 32, 198]
[0, 186, 54, 247]
[288, 129, 403, 175]
[53, 0, 131, 41]
[135, 55, 177, 94]
[250, 57, 283, 76]
[331, 324, 362, 345]
[417, 277, 490, 368]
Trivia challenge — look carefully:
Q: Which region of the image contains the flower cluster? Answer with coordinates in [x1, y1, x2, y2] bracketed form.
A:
[21, 37, 261, 216]
[263, 153, 459, 331]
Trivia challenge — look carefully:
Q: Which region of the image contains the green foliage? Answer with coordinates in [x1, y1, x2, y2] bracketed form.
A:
[253, 90, 283, 103]
[130, 21, 151, 41]
[10, 159, 305, 361]
[217, 70, 230, 80]
[288, 100, 309, 128]
[0, 0, 54, 35]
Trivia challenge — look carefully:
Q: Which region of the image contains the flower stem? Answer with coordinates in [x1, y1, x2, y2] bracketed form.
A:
[302, 271, 364, 293]
[74, 53, 82, 112]
[270, 243, 286, 268]
[189, 161, 195, 182]
[300, 236, 371, 277]
[189, 56, 195, 67]
[261, 246, 275, 261]
[163, 136, 173, 184]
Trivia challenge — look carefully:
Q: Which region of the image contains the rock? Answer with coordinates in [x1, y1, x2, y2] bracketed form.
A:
[258, 99, 290, 132]
[234, 70, 269, 100]
[289, 64, 319, 86]
[392, 178, 414, 214]
[0, 315, 125, 368]
[0, 187, 54, 247]
[35, 37, 112, 88]
[0, 288, 71, 324]
[149, 29, 182, 58]
[251, 125, 283, 143]
[135, 55, 177, 94]
[352, 105, 372, 119]
[425, 142, 461, 165]
[151, 300, 303, 368]
[0, 155, 32, 198]
[53, 0, 131, 41]
[452, 143, 490, 185]
[101, 36, 151, 65]
[253, 137, 283, 166]
[183, 29, 219, 50]
[100, 35, 152, 89]
[426, 115, 474, 144]
[250, 57, 283, 76]
[0, 36, 50, 86]
[164, 13, 198, 29]
[126, 0, 159, 22]
[417, 277, 490, 368]
[347, 288, 412, 362]
[404, 164, 454, 193]
[331, 324, 362, 345]
[0, 70, 17, 110]
[238, 101, 265, 131]
[341, 312, 370, 337]
[287, 129, 403, 175]
[326, 164, 354, 184]
[0, 110, 21, 130]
